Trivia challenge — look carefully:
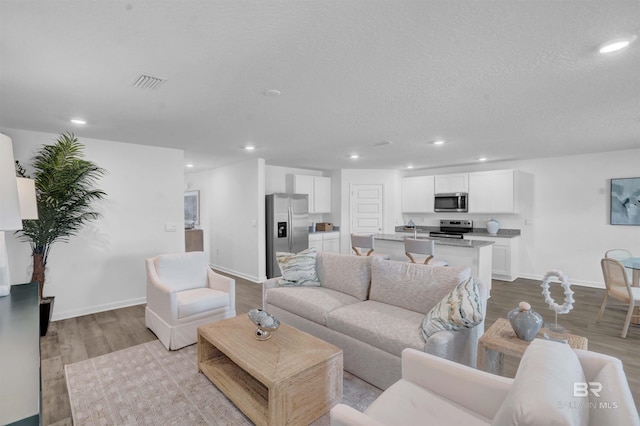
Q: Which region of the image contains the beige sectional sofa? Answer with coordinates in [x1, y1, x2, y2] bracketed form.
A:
[262, 252, 487, 390]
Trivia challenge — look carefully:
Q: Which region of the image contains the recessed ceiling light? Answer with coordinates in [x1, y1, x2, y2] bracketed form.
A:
[264, 89, 281, 97]
[406, 165, 414, 169]
[186, 164, 194, 168]
[349, 154, 360, 159]
[478, 157, 488, 162]
[245, 146, 256, 151]
[431, 140, 446, 145]
[599, 36, 637, 53]
[70, 118, 86, 125]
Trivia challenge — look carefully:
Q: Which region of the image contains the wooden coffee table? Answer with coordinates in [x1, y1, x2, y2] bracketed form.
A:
[477, 318, 588, 375]
[197, 315, 343, 426]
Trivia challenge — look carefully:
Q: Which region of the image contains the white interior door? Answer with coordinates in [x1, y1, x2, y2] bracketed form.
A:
[350, 184, 384, 234]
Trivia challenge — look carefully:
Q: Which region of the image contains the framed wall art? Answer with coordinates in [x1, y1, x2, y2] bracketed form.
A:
[610, 177, 640, 225]
[184, 190, 200, 228]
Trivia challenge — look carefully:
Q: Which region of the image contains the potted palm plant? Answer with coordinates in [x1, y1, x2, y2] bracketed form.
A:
[16, 132, 106, 335]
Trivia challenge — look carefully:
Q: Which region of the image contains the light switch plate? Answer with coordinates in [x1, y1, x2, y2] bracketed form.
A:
[165, 223, 177, 232]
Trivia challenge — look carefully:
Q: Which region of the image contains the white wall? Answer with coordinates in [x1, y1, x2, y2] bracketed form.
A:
[186, 158, 266, 282]
[338, 169, 402, 253]
[402, 149, 640, 288]
[4, 128, 185, 320]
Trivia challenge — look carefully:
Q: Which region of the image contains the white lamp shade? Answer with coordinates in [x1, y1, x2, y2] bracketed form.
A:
[17, 178, 38, 220]
[0, 133, 22, 231]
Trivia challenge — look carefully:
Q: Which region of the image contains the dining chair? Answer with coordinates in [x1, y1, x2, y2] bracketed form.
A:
[598, 257, 640, 338]
[605, 249, 634, 281]
[350, 234, 391, 260]
[404, 238, 448, 266]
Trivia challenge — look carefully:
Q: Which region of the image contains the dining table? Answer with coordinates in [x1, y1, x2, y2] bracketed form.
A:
[620, 257, 640, 324]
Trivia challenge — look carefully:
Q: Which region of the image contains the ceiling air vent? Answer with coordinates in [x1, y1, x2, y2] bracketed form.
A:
[130, 73, 167, 90]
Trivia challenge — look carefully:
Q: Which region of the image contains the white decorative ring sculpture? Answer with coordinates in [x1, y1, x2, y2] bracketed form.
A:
[540, 270, 574, 314]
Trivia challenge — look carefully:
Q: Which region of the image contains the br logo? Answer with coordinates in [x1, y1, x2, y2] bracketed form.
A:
[574, 382, 602, 397]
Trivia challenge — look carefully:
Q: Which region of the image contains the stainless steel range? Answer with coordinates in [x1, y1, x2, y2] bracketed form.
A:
[429, 220, 473, 239]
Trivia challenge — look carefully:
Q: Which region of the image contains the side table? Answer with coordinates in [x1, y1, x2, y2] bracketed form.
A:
[477, 318, 588, 375]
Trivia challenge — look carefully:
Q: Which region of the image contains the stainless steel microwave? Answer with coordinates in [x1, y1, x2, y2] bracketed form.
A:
[434, 193, 468, 212]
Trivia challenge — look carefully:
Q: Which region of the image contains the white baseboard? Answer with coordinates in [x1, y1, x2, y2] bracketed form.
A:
[52, 296, 147, 321]
[210, 264, 263, 283]
[516, 273, 605, 289]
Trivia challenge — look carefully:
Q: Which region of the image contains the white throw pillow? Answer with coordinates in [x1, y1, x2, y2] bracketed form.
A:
[421, 276, 483, 339]
[492, 339, 589, 426]
[276, 247, 320, 286]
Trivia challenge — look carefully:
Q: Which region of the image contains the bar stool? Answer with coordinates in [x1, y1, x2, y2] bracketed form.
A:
[404, 238, 448, 266]
[351, 234, 391, 260]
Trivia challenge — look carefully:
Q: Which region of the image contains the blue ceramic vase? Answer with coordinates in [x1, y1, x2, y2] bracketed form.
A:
[508, 302, 543, 341]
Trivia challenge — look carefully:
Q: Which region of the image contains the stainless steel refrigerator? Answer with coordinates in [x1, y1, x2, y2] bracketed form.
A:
[266, 193, 309, 278]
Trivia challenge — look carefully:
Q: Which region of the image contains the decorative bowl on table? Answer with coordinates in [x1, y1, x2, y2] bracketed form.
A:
[247, 308, 280, 341]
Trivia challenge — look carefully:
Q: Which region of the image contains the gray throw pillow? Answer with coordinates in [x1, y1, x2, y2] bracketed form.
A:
[421, 276, 484, 339]
[276, 247, 320, 286]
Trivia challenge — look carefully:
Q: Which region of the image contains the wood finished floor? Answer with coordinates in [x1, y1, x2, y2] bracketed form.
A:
[40, 276, 640, 425]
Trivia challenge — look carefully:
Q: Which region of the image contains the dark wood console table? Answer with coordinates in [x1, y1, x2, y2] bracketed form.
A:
[0, 282, 41, 425]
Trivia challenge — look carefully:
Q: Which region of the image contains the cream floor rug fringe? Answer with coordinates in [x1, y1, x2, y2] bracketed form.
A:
[65, 339, 382, 425]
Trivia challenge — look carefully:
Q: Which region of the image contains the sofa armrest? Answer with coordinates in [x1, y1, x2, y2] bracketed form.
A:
[402, 348, 512, 419]
[330, 404, 385, 426]
[262, 277, 280, 309]
[145, 258, 178, 323]
[424, 320, 484, 367]
[207, 269, 236, 310]
[574, 349, 640, 424]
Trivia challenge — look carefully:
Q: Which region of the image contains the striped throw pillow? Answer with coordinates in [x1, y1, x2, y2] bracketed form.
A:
[421, 276, 484, 339]
[276, 247, 320, 286]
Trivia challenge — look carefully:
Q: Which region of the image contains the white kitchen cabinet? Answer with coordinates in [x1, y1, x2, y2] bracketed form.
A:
[322, 232, 340, 253]
[313, 176, 331, 213]
[308, 231, 340, 253]
[293, 174, 331, 213]
[434, 173, 468, 194]
[466, 234, 519, 282]
[401, 176, 435, 213]
[308, 233, 323, 251]
[468, 169, 516, 213]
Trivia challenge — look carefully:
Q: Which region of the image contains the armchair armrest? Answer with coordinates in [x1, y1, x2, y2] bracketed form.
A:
[330, 404, 385, 426]
[262, 277, 280, 309]
[207, 269, 235, 310]
[145, 258, 178, 323]
[402, 348, 512, 419]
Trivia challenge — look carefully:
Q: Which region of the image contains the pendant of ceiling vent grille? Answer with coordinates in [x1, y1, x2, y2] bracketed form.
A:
[130, 73, 167, 90]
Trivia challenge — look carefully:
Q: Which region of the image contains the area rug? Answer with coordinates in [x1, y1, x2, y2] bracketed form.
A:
[65, 339, 382, 425]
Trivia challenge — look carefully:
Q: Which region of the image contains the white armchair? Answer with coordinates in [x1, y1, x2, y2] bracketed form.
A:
[145, 251, 236, 350]
[331, 340, 639, 426]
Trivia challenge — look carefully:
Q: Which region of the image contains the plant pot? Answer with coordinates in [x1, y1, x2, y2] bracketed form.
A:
[40, 296, 54, 336]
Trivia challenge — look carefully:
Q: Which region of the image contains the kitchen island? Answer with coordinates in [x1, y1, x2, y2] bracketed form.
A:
[374, 233, 494, 294]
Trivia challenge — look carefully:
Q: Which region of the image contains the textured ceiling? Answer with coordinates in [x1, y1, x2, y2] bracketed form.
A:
[1, 0, 638, 172]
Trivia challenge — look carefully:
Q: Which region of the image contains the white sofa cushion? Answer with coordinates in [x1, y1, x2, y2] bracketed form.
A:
[326, 300, 425, 357]
[177, 288, 230, 319]
[421, 276, 484, 339]
[588, 357, 640, 426]
[155, 252, 208, 292]
[276, 247, 320, 286]
[364, 379, 491, 426]
[492, 339, 589, 426]
[316, 252, 372, 301]
[266, 286, 360, 325]
[369, 258, 471, 314]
